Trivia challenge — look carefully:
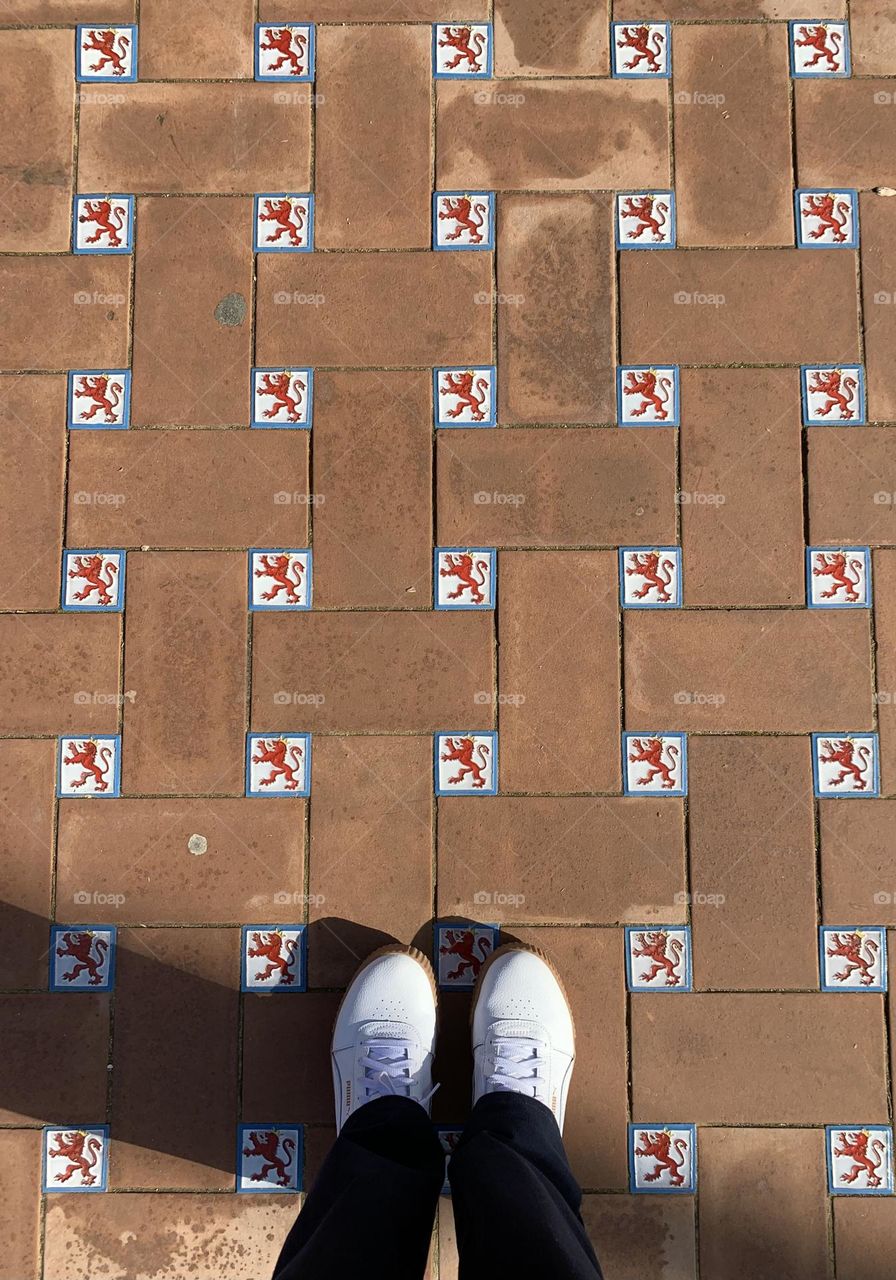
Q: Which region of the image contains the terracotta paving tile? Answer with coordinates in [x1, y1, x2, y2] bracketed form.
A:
[66, 431, 309, 547]
[494, 0, 609, 76]
[0, 31, 73, 252]
[625, 611, 872, 733]
[437, 429, 676, 548]
[0, 1131, 40, 1280]
[312, 371, 432, 608]
[615, 0, 843, 13]
[631, 994, 887, 1124]
[307, 737, 432, 987]
[697, 1129, 830, 1280]
[688, 737, 818, 990]
[580, 1196, 696, 1280]
[1, 994, 109, 1125]
[851, 0, 896, 74]
[16, 0, 134, 17]
[820, 800, 896, 924]
[796, 81, 896, 190]
[243, 992, 340, 1123]
[0, 375, 65, 610]
[256, 252, 493, 369]
[122, 552, 246, 795]
[619, 250, 860, 365]
[834, 1198, 896, 1280]
[808, 430, 896, 545]
[860, 193, 896, 422]
[315, 26, 430, 250]
[56, 799, 304, 922]
[436, 81, 669, 191]
[497, 194, 615, 424]
[0, 614, 119, 735]
[673, 24, 792, 246]
[438, 798, 686, 924]
[252, 612, 492, 733]
[139, 0, 253, 78]
[260, 0, 486, 15]
[497, 551, 620, 792]
[0, 257, 129, 371]
[0, 741, 55, 990]
[873, 551, 896, 792]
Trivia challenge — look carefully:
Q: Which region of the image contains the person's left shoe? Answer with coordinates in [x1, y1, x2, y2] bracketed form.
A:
[331, 944, 438, 1132]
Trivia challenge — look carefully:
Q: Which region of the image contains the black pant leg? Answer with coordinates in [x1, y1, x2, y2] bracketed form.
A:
[272, 1096, 444, 1280]
[448, 1092, 603, 1280]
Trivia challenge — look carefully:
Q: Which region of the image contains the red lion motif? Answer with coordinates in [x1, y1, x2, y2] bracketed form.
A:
[439, 196, 487, 244]
[801, 193, 851, 243]
[833, 1131, 886, 1188]
[623, 369, 673, 420]
[68, 553, 118, 606]
[56, 931, 109, 985]
[818, 739, 871, 790]
[247, 931, 298, 984]
[243, 1130, 297, 1185]
[826, 931, 879, 986]
[634, 1130, 688, 1185]
[440, 552, 489, 604]
[438, 26, 486, 72]
[82, 29, 130, 76]
[807, 369, 857, 420]
[78, 199, 127, 247]
[631, 930, 684, 986]
[615, 25, 665, 73]
[74, 375, 124, 424]
[619, 195, 668, 242]
[628, 737, 679, 789]
[259, 27, 307, 76]
[255, 554, 304, 604]
[252, 738, 304, 790]
[439, 929, 492, 982]
[63, 739, 114, 791]
[812, 551, 863, 602]
[257, 371, 306, 422]
[259, 199, 306, 247]
[441, 736, 491, 788]
[625, 551, 675, 603]
[49, 1131, 103, 1185]
[794, 24, 843, 72]
[441, 371, 489, 421]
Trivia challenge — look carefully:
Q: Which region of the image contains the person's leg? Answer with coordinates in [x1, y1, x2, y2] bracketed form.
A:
[272, 946, 443, 1280]
[448, 944, 603, 1280]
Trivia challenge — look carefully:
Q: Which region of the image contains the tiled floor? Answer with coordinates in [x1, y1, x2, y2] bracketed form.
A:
[2, 3, 896, 1278]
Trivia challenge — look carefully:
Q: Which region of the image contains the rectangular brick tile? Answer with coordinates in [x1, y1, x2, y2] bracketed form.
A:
[56, 799, 304, 922]
[0, 31, 73, 251]
[796, 81, 896, 189]
[436, 81, 668, 191]
[497, 194, 615, 424]
[16, 0, 133, 17]
[312, 372, 432, 608]
[0, 615, 119, 736]
[110, 928, 239, 1189]
[494, 0, 609, 75]
[625, 612, 872, 732]
[0, 258, 128, 371]
[679, 369, 804, 605]
[438, 797, 686, 923]
[123, 553, 246, 794]
[834, 1198, 896, 1280]
[67, 431, 309, 548]
[632, 993, 887, 1123]
[619, 251, 860, 365]
[79, 88, 308, 194]
[308, 738, 432, 986]
[315, 26, 430, 249]
[252, 612, 492, 733]
[261, 0, 486, 14]
[851, 1, 896, 74]
[256, 253, 492, 368]
[0, 1131, 40, 1280]
[0, 375, 65, 610]
[615, 0, 843, 13]
[860, 194, 896, 422]
[820, 799, 896, 923]
[0, 741, 55, 989]
[580, 1196, 696, 1279]
[437, 429, 676, 547]
[689, 737, 818, 989]
[873, 552, 896, 791]
[131, 198, 252, 425]
[243, 992, 341, 1122]
[140, 0, 253, 78]
[808, 430, 896, 544]
[1, 994, 109, 1125]
[698, 1130, 830, 1280]
[673, 25, 792, 246]
[498, 551, 620, 791]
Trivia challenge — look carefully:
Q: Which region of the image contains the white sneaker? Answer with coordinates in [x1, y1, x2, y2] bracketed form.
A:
[471, 943, 576, 1132]
[331, 945, 438, 1132]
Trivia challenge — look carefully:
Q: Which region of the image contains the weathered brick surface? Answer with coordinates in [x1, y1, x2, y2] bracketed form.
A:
[0, 615, 120, 736]
[808, 430, 896, 544]
[796, 81, 896, 189]
[860, 193, 896, 422]
[0, 258, 129, 370]
[851, 0, 896, 74]
[494, 0, 609, 76]
[139, 0, 253, 78]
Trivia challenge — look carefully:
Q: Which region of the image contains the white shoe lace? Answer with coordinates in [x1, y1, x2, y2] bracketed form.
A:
[486, 1036, 549, 1103]
[360, 1039, 439, 1106]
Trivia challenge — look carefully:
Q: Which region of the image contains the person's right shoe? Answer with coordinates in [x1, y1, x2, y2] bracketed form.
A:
[471, 942, 576, 1133]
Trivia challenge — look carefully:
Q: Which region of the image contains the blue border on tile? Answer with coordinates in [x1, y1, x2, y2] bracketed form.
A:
[806, 546, 871, 608]
[254, 22, 315, 82]
[248, 549, 312, 611]
[800, 363, 866, 425]
[246, 733, 312, 797]
[619, 548, 683, 608]
[254, 194, 314, 252]
[75, 25, 137, 82]
[611, 22, 672, 78]
[49, 925, 118, 992]
[812, 732, 880, 798]
[72, 194, 134, 254]
[67, 370, 131, 429]
[236, 1123, 305, 1190]
[615, 192, 676, 249]
[826, 1125, 894, 1194]
[61, 549, 126, 612]
[622, 732, 688, 797]
[624, 925, 693, 993]
[433, 366, 497, 427]
[617, 365, 680, 426]
[434, 732, 499, 795]
[789, 20, 851, 77]
[42, 1124, 110, 1191]
[433, 192, 494, 251]
[250, 368, 313, 428]
[240, 925, 307, 992]
[794, 189, 859, 248]
[628, 1123, 697, 1193]
[56, 735, 122, 798]
[434, 547, 496, 609]
[819, 926, 888, 993]
[432, 22, 493, 78]
[434, 922, 500, 990]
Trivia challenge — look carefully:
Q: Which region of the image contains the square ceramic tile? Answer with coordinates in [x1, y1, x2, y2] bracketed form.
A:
[795, 189, 858, 248]
[616, 192, 676, 248]
[629, 1124, 697, 1193]
[625, 926, 693, 992]
[57, 736, 121, 797]
[254, 24, 314, 80]
[437, 1127, 462, 1194]
[789, 21, 850, 76]
[801, 365, 866, 424]
[433, 192, 494, 250]
[436, 923, 499, 988]
[435, 548, 496, 609]
[435, 732, 498, 795]
[611, 23, 671, 77]
[820, 927, 887, 992]
[617, 366, 680, 426]
[620, 548, 682, 608]
[50, 926, 117, 991]
[241, 926, 307, 991]
[806, 547, 871, 608]
[237, 1125, 303, 1191]
[67, 371, 130, 429]
[827, 1126, 893, 1194]
[813, 733, 879, 797]
[73, 195, 134, 254]
[246, 734, 311, 796]
[623, 733, 688, 796]
[251, 368, 313, 428]
[432, 23, 492, 77]
[76, 25, 137, 81]
[62, 550, 125, 612]
[43, 1126, 109, 1191]
[249, 550, 311, 610]
[254, 195, 314, 252]
[434, 366, 496, 427]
